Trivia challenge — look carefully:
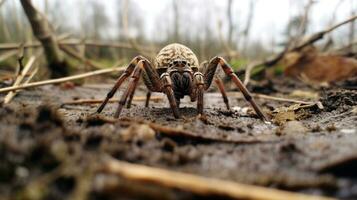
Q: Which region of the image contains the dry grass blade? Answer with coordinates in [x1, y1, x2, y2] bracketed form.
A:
[101, 158, 335, 200]
[3, 56, 37, 104]
[0, 67, 125, 94]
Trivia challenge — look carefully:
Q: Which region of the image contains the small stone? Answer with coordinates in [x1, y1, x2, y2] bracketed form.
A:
[280, 121, 308, 135]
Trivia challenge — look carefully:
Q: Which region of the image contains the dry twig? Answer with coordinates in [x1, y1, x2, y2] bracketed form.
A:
[59, 44, 105, 70]
[101, 158, 335, 200]
[230, 92, 323, 109]
[3, 56, 37, 104]
[243, 15, 357, 86]
[0, 66, 125, 94]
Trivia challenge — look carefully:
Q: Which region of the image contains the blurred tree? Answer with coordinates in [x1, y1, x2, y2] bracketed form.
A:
[227, 0, 234, 46]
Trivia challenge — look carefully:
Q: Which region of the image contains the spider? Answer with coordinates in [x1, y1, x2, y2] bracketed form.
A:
[97, 43, 268, 122]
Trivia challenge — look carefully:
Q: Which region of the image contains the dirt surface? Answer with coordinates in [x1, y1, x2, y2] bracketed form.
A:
[0, 80, 357, 199]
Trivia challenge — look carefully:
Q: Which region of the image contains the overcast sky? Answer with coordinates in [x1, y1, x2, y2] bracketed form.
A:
[14, 0, 357, 46]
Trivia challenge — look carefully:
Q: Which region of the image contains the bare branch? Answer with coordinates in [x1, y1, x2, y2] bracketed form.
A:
[20, 0, 69, 77]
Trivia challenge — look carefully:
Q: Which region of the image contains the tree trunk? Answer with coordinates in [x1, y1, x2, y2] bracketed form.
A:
[20, 0, 69, 78]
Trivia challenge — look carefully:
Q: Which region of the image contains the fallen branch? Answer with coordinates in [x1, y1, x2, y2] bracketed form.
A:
[62, 96, 163, 105]
[0, 67, 125, 94]
[3, 56, 37, 104]
[101, 158, 335, 200]
[20, 0, 69, 77]
[243, 15, 357, 86]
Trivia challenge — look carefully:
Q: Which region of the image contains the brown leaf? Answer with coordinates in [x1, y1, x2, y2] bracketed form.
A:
[283, 46, 357, 83]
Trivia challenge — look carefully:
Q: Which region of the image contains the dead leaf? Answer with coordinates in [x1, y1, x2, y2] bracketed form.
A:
[283, 46, 357, 83]
[273, 110, 296, 125]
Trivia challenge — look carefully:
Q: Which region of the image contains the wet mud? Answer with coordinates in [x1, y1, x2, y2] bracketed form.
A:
[0, 82, 357, 199]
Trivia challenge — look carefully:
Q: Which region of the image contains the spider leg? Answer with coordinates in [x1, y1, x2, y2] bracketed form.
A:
[114, 61, 144, 118]
[214, 76, 230, 110]
[160, 72, 180, 118]
[126, 78, 139, 109]
[97, 56, 142, 113]
[204, 57, 269, 122]
[141, 60, 179, 118]
[145, 91, 151, 107]
[193, 72, 205, 115]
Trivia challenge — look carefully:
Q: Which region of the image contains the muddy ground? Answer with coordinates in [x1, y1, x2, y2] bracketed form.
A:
[0, 79, 357, 199]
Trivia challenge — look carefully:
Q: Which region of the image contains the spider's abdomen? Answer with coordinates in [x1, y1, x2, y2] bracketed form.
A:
[155, 43, 199, 68]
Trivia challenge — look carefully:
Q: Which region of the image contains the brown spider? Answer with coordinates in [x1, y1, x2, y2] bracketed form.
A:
[97, 43, 268, 122]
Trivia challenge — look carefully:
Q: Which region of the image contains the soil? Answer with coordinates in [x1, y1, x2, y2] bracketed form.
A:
[0, 79, 356, 200]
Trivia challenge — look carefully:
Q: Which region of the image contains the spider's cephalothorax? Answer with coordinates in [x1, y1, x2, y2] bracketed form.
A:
[97, 43, 268, 122]
[154, 44, 199, 104]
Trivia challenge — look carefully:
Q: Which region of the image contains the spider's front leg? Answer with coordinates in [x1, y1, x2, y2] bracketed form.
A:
[204, 57, 269, 122]
[97, 56, 143, 114]
[160, 72, 180, 118]
[193, 72, 205, 114]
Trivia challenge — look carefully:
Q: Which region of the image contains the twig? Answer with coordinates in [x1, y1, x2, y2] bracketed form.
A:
[243, 15, 357, 86]
[229, 92, 324, 108]
[0, 67, 125, 94]
[0, 50, 17, 63]
[291, 0, 315, 47]
[329, 40, 357, 53]
[101, 158, 335, 200]
[59, 44, 105, 70]
[15, 43, 25, 77]
[3, 56, 37, 104]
